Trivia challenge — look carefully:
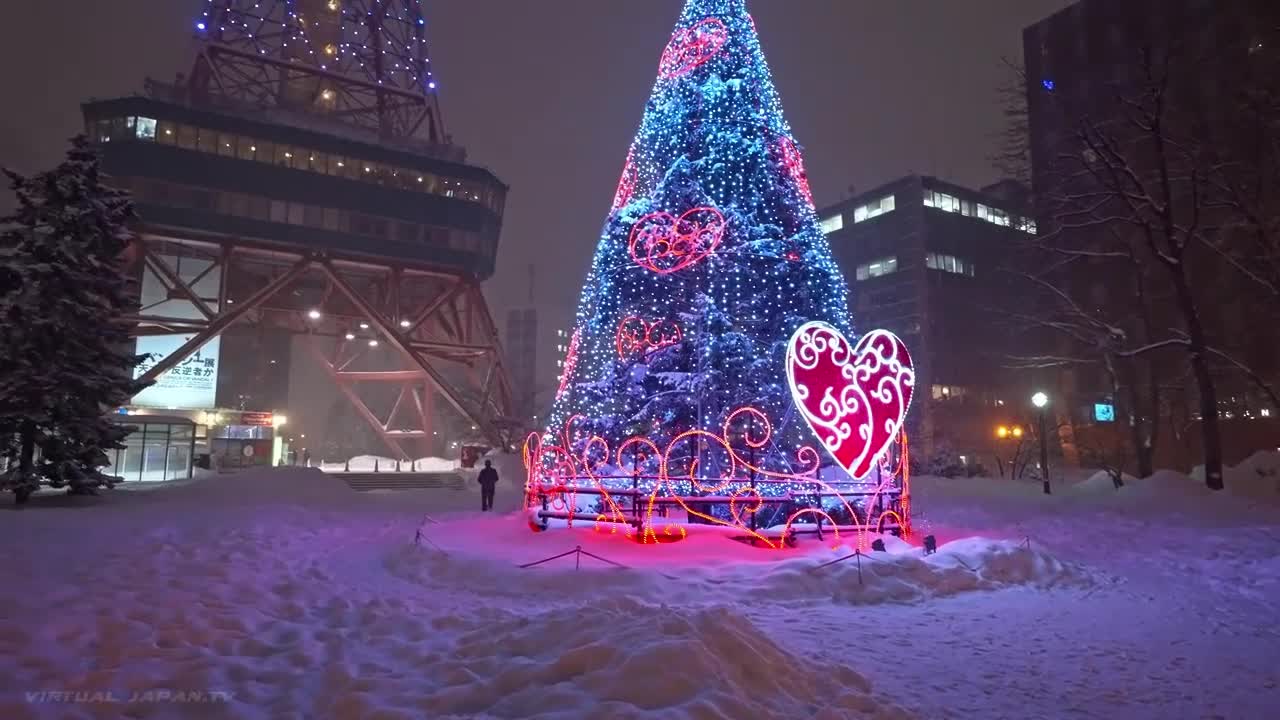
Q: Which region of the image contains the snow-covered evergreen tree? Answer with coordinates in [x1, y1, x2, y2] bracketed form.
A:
[0, 136, 151, 503]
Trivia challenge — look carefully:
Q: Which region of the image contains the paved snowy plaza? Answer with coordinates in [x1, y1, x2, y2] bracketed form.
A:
[2, 456, 1278, 719]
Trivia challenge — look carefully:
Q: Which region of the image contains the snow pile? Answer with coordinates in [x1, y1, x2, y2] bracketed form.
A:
[421, 597, 911, 719]
[388, 509, 1095, 608]
[1192, 450, 1280, 502]
[412, 456, 457, 472]
[752, 536, 1093, 606]
[1066, 451, 1280, 507]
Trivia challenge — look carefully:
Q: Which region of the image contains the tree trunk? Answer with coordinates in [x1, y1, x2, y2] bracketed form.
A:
[13, 424, 38, 505]
[1124, 368, 1155, 479]
[18, 422, 35, 475]
[1141, 357, 1161, 479]
[1171, 273, 1225, 490]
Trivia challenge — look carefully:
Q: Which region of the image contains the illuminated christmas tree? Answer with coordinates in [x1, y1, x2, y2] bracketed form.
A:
[528, 0, 913, 545]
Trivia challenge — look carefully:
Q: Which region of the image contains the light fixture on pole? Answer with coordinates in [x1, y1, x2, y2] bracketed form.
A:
[1032, 392, 1051, 495]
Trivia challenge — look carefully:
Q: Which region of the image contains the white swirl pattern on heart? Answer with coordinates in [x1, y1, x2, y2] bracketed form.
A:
[787, 323, 914, 479]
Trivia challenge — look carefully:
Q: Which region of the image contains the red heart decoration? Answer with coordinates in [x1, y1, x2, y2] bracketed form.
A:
[659, 18, 729, 80]
[616, 316, 683, 358]
[629, 207, 725, 275]
[786, 322, 915, 479]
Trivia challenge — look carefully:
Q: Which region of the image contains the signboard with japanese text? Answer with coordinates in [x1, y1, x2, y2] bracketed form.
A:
[241, 412, 274, 427]
[131, 254, 222, 410]
[133, 335, 221, 410]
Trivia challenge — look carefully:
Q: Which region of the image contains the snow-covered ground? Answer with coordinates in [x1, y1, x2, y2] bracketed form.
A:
[1, 454, 1278, 719]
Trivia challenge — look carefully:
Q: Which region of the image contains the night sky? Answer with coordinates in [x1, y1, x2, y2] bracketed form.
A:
[0, 0, 1071, 381]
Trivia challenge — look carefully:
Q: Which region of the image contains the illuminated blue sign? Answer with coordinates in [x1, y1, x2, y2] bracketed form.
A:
[1094, 403, 1115, 422]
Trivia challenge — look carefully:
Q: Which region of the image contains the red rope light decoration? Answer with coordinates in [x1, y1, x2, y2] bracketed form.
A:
[629, 206, 726, 275]
[659, 17, 729, 80]
[775, 136, 814, 208]
[524, 405, 911, 550]
[612, 149, 638, 212]
[616, 316, 683, 358]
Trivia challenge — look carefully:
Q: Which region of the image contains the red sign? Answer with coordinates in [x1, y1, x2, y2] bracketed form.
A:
[241, 412, 274, 427]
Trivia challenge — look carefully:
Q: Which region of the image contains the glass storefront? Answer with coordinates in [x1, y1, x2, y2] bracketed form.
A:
[107, 418, 197, 482]
[209, 425, 276, 470]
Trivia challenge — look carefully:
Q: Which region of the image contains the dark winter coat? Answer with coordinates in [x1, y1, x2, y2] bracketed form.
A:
[477, 467, 499, 489]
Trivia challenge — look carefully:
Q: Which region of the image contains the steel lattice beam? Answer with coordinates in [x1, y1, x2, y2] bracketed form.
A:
[128, 236, 515, 455]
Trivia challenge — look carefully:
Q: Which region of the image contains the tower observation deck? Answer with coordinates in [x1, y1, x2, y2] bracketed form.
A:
[83, 0, 516, 458]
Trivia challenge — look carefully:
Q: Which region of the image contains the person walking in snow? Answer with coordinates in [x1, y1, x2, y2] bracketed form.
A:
[477, 460, 499, 512]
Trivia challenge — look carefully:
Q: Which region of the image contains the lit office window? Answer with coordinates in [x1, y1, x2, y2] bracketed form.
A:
[853, 195, 896, 223]
[928, 192, 1036, 234]
[820, 214, 845, 234]
[924, 190, 960, 214]
[135, 117, 158, 141]
[926, 252, 976, 277]
[855, 255, 898, 281]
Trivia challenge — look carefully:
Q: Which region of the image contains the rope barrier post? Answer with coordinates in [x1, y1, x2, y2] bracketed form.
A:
[631, 444, 640, 525]
[748, 416, 757, 533]
[856, 549, 863, 585]
[575, 545, 582, 570]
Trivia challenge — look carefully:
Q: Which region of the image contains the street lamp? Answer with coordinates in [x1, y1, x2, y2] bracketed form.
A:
[1032, 392, 1051, 494]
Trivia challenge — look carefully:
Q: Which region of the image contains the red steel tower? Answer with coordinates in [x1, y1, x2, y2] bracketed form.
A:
[84, 0, 514, 466]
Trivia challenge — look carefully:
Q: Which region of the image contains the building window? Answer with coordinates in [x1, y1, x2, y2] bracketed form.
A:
[926, 252, 975, 277]
[932, 385, 968, 401]
[855, 255, 898, 281]
[156, 120, 177, 144]
[853, 195, 895, 223]
[176, 124, 198, 150]
[197, 128, 218, 154]
[90, 115, 506, 215]
[924, 190, 960, 214]
[134, 117, 158, 141]
[820, 214, 844, 234]
[927, 190, 1036, 234]
[217, 133, 237, 157]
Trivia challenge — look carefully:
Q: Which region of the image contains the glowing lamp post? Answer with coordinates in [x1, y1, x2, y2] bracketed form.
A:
[1032, 392, 1051, 495]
